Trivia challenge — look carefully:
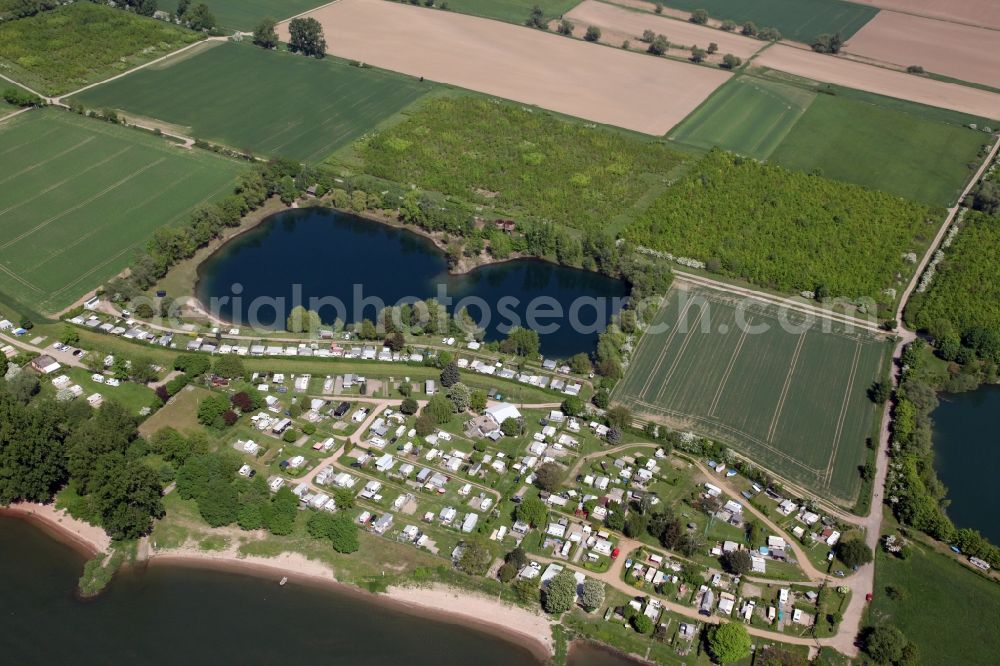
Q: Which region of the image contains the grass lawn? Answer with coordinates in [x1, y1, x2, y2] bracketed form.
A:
[668, 76, 815, 160]
[869, 539, 1000, 665]
[650, 0, 877, 43]
[0, 109, 244, 314]
[349, 95, 689, 233]
[438, 0, 581, 24]
[74, 41, 433, 162]
[612, 286, 890, 503]
[138, 384, 213, 438]
[63, 367, 157, 416]
[770, 92, 989, 207]
[0, 3, 202, 95]
[205, 0, 330, 31]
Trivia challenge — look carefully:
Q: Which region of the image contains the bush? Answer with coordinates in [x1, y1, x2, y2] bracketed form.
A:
[707, 622, 751, 663]
[836, 538, 873, 568]
[584, 26, 601, 42]
[282, 429, 298, 443]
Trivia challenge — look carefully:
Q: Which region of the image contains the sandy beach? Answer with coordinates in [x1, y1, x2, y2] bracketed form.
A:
[1, 502, 110, 556]
[2, 507, 556, 659]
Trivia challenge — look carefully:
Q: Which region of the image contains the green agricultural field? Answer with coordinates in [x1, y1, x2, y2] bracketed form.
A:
[905, 211, 1000, 340]
[869, 543, 1000, 665]
[668, 76, 815, 160]
[0, 109, 243, 314]
[351, 95, 689, 232]
[437, 0, 581, 24]
[651, 0, 877, 42]
[205, 0, 329, 31]
[770, 93, 988, 207]
[74, 42, 432, 162]
[625, 149, 938, 302]
[613, 285, 889, 502]
[0, 3, 202, 96]
[670, 74, 988, 206]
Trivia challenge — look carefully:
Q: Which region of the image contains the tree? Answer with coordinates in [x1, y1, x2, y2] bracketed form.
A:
[606, 509, 625, 531]
[707, 41, 718, 54]
[0, 354, 7, 379]
[515, 496, 548, 527]
[286, 306, 321, 333]
[721, 53, 742, 69]
[440, 361, 460, 387]
[385, 330, 406, 352]
[592, 389, 610, 409]
[501, 416, 524, 437]
[868, 380, 891, 404]
[400, 397, 419, 415]
[648, 34, 669, 56]
[690, 47, 707, 63]
[525, 5, 547, 29]
[624, 511, 647, 538]
[533, 462, 564, 492]
[632, 614, 654, 634]
[606, 405, 631, 428]
[569, 352, 592, 374]
[90, 455, 164, 540]
[424, 394, 454, 424]
[690, 8, 708, 24]
[265, 486, 298, 535]
[641, 29, 655, 43]
[60, 325, 79, 346]
[721, 549, 752, 575]
[174, 353, 210, 376]
[543, 569, 577, 613]
[197, 393, 231, 428]
[457, 540, 492, 575]
[329, 512, 360, 553]
[812, 32, 843, 54]
[758, 26, 782, 41]
[707, 622, 752, 663]
[836, 538, 873, 568]
[579, 579, 605, 612]
[288, 17, 327, 57]
[0, 394, 69, 504]
[470, 389, 487, 412]
[447, 382, 472, 413]
[497, 561, 517, 582]
[213, 355, 245, 379]
[557, 19, 573, 35]
[252, 17, 279, 49]
[863, 625, 907, 664]
[561, 395, 584, 416]
[721, 19, 737, 31]
[740, 21, 758, 37]
[186, 3, 216, 31]
[499, 327, 540, 358]
[584, 25, 601, 42]
[414, 411, 437, 436]
[906, 64, 924, 74]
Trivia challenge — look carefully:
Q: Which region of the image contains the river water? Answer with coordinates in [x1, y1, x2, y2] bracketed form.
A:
[0, 516, 642, 665]
[195, 209, 628, 358]
[932, 384, 1000, 543]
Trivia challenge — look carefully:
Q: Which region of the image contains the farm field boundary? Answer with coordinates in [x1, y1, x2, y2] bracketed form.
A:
[755, 44, 1000, 121]
[276, 0, 730, 135]
[638, 0, 878, 43]
[613, 284, 889, 502]
[73, 41, 432, 163]
[0, 109, 244, 314]
[850, 0, 1000, 31]
[844, 11, 1000, 89]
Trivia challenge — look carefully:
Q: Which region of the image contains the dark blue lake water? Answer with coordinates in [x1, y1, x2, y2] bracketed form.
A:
[195, 208, 628, 358]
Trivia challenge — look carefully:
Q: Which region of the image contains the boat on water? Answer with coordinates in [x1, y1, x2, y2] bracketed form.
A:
[279, 577, 288, 586]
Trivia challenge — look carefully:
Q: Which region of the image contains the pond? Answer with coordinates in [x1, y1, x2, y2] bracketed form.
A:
[932, 383, 1000, 543]
[195, 208, 629, 358]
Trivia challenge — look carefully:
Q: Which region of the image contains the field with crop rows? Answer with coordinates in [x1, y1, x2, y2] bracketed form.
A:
[207, 0, 330, 32]
[74, 42, 431, 162]
[613, 285, 889, 502]
[0, 109, 243, 313]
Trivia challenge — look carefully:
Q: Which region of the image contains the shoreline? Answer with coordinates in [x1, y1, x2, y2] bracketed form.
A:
[146, 546, 555, 661]
[2, 508, 556, 661]
[0, 502, 110, 558]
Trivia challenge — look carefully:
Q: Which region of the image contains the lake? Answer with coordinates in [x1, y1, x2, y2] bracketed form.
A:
[195, 209, 629, 358]
[0, 517, 642, 666]
[932, 384, 1000, 543]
